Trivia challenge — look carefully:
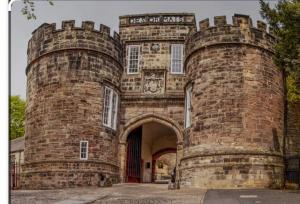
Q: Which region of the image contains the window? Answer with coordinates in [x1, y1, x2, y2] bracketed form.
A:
[184, 85, 192, 128]
[127, 45, 140, 74]
[171, 44, 184, 74]
[80, 141, 88, 160]
[103, 86, 119, 130]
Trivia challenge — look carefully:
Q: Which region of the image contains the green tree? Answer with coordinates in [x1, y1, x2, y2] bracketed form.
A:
[10, 96, 26, 140]
[260, 0, 300, 102]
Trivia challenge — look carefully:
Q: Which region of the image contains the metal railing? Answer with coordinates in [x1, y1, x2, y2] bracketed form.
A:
[10, 162, 21, 189]
[285, 156, 300, 188]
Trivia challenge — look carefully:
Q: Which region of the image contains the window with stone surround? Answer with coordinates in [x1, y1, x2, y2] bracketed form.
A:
[184, 85, 192, 128]
[171, 44, 184, 74]
[103, 86, 119, 130]
[80, 141, 88, 160]
[127, 45, 140, 74]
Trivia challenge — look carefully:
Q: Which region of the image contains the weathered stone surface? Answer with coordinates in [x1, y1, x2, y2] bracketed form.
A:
[23, 13, 285, 189]
[118, 13, 195, 183]
[23, 22, 122, 189]
[182, 14, 284, 189]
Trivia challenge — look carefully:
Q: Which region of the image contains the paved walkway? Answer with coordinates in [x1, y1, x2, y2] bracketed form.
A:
[203, 189, 300, 204]
[11, 183, 205, 204]
[12, 184, 300, 204]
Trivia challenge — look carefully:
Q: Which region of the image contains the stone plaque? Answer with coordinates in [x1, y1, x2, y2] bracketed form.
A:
[129, 17, 146, 24]
[129, 15, 185, 25]
[143, 71, 165, 94]
[151, 43, 160, 52]
[163, 16, 184, 23]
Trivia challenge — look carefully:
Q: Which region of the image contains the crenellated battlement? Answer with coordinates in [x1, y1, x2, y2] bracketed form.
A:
[197, 14, 270, 33]
[31, 20, 121, 42]
[27, 20, 122, 72]
[185, 14, 276, 58]
[24, 12, 285, 190]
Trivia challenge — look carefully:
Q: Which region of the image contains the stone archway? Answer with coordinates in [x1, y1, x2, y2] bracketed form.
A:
[118, 113, 183, 183]
[119, 113, 183, 144]
[152, 148, 177, 182]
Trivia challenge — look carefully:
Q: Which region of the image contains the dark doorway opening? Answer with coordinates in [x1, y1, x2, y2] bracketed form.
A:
[126, 126, 142, 183]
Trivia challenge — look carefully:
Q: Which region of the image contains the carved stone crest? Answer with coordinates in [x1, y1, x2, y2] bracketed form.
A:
[151, 43, 160, 52]
[143, 71, 165, 94]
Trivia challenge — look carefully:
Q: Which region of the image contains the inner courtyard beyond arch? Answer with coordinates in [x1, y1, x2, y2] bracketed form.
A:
[121, 120, 180, 183]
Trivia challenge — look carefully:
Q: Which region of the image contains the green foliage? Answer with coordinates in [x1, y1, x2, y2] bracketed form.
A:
[21, 0, 54, 20]
[296, 149, 300, 157]
[10, 96, 26, 140]
[287, 74, 300, 102]
[260, 0, 300, 102]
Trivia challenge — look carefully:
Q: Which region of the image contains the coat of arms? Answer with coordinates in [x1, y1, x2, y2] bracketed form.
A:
[143, 71, 164, 94]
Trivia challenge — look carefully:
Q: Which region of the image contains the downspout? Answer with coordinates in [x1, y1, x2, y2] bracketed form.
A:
[283, 69, 288, 189]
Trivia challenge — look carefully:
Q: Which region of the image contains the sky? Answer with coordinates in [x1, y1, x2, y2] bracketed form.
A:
[11, 0, 277, 100]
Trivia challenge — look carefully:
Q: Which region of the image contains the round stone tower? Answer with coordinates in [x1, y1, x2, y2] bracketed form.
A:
[22, 21, 123, 189]
[181, 14, 284, 188]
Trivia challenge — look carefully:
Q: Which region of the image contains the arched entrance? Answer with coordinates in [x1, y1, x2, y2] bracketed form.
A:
[119, 114, 183, 184]
[152, 148, 177, 183]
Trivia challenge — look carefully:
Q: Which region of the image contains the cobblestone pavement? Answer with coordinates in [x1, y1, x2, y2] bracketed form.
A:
[11, 184, 205, 204]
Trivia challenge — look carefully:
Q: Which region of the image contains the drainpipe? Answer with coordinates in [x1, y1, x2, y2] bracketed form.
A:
[283, 69, 288, 188]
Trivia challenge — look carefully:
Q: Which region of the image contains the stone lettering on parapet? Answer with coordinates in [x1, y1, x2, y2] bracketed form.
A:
[129, 15, 185, 25]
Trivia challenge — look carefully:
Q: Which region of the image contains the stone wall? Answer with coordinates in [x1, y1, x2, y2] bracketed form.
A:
[181, 14, 284, 188]
[23, 13, 287, 190]
[119, 13, 196, 131]
[117, 13, 196, 182]
[22, 21, 123, 189]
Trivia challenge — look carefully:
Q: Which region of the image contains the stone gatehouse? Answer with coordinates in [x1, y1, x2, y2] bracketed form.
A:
[22, 13, 286, 189]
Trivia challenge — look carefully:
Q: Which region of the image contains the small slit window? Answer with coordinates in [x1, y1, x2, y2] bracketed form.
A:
[80, 141, 88, 160]
[103, 86, 119, 130]
[171, 44, 184, 74]
[127, 45, 140, 74]
[185, 85, 192, 128]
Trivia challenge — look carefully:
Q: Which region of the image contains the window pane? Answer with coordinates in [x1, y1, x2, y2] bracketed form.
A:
[171, 44, 183, 74]
[111, 92, 117, 129]
[80, 141, 88, 159]
[128, 46, 139, 73]
[103, 88, 111, 126]
[103, 87, 119, 129]
[185, 86, 192, 128]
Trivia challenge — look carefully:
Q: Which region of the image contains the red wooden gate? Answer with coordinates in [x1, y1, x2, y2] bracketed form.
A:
[126, 126, 142, 183]
[10, 162, 20, 189]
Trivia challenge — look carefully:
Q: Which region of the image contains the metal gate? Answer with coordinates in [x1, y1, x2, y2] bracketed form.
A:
[126, 126, 142, 183]
[285, 156, 300, 188]
[10, 162, 21, 189]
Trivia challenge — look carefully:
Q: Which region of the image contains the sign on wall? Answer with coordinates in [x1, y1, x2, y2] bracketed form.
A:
[129, 15, 185, 25]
